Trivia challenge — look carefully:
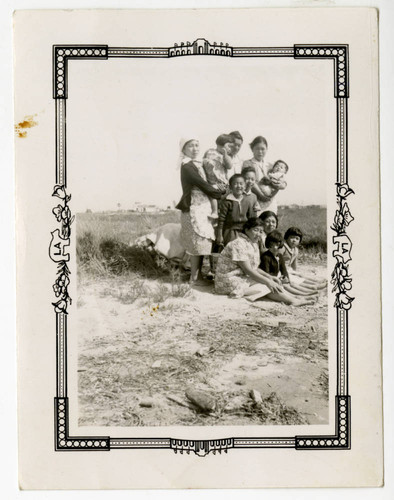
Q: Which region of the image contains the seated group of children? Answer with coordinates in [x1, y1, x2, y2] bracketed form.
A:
[260, 228, 326, 297]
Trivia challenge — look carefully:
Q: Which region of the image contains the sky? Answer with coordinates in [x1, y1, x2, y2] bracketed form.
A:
[67, 54, 336, 212]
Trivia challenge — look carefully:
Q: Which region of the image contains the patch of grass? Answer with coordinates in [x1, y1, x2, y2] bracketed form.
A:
[76, 206, 326, 282]
[317, 370, 329, 398]
[243, 391, 309, 425]
[97, 271, 190, 308]
[77, 211, 181, 246]
[277, 205, 327, 253]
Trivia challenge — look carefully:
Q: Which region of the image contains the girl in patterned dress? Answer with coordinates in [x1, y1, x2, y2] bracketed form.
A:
[281, 227, 327, 290]
[203, 134, 234, 219]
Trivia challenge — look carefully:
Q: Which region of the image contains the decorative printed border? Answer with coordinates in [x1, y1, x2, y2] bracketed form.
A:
[49, 40, 353, 456]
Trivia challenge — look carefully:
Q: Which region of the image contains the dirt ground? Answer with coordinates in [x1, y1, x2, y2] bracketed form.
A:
[77, 261, 328, 427]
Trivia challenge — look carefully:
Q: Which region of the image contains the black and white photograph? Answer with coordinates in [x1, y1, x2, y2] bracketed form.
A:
[71, 41, 333, 428]
[14, 7, 383, 490]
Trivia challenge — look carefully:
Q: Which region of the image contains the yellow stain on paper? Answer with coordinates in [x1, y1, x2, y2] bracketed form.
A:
[15, 115, 38, 138]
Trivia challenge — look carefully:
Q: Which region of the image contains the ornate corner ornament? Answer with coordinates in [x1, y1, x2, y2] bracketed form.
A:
[51, 40, 352, 455]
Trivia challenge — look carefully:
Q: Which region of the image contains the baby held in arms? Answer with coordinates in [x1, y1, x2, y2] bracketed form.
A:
[203, 134, 234, 220]
[257, 160, 288, 200]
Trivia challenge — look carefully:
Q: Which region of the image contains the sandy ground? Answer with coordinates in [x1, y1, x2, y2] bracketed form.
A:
[77, 261, 328, 427]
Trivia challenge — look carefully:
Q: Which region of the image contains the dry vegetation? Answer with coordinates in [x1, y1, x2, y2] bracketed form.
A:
[76, 206, 329, 427]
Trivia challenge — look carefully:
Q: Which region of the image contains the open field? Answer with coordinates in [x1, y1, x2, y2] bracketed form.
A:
[76, 205, 327, 277]
[75, 205, 328, 427]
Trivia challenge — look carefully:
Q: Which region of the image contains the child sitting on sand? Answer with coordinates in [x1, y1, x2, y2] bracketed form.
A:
[260, 231, 318, 297]
[203, 134, 234, 220]
[281, 227, 327, 290]
[216, 174, 259, 247]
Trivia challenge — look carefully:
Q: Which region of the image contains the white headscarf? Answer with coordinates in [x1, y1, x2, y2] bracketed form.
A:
[177, 137, 200, 169]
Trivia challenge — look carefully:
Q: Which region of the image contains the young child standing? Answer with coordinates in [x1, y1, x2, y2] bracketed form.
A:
[281, 227, 327, 290]
[216, 174, 258, 247]
[242, 166, 259, 198]
[260, 231, 317, 297]
[203, 134, 234, 220]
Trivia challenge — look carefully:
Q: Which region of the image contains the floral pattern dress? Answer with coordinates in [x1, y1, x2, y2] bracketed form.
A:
[215, 233, 270, 298]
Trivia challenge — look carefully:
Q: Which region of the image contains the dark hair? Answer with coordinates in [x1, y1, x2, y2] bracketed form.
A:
[241, 166, 256, 177]
[242, 217, 264, 233]
[216, 134, 234, 147]
[259, 210, 278, 226]
[284, 227, 303, 242]
[273, 160, 289, 173]
[229, 131, 243, 142]
[249, 136, 268, 151]
[229, 173, 245, 188]
[265, 230, 284, 249]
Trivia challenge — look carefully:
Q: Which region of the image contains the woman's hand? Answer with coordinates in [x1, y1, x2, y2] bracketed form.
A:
[270, 178, 287, 190]
[216, 236, 224, 247]
[267, 280, 284, 294]
[217, 181, 228, 193]
[238, 261, 284, 293]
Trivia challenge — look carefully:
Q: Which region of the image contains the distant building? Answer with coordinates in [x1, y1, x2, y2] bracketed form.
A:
[169, 38, 232, 57]
[131, 202, 161, 213]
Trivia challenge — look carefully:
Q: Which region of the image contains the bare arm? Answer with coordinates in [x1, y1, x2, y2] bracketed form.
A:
[257, 268, 282, 285]
[183, 162, 224, 199]
[251, 183, 272, 202]
[221, 149, 233, 170]
[270, 178, 287, 190]
[237, 261, 284, 293]
[279, 254, 289, 279]
[291, 257, 297, 271]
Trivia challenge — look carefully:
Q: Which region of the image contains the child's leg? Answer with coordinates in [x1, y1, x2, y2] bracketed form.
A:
[283, 283, 318, 296]
[208, 198, 218, 219]
[244, 283, 271, 302]
[290, 271, 326, 289]
[266, 290, 316, 307]
[190, 255, 210, 285]
[302, 278, 327, 288]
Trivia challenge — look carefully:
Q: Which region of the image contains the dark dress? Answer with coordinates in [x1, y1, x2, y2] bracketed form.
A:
[176, 160, 223, 256]
[259, 250, 289, 279]
[176, 160, 222, 212]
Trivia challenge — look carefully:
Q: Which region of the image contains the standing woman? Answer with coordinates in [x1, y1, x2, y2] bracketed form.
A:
[242, 136, 286, 214]
[176, 138, 225, 285]
[227, 130, 244, 177]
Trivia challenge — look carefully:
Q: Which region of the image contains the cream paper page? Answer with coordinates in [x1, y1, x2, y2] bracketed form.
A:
[15, 8, 382, 489]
